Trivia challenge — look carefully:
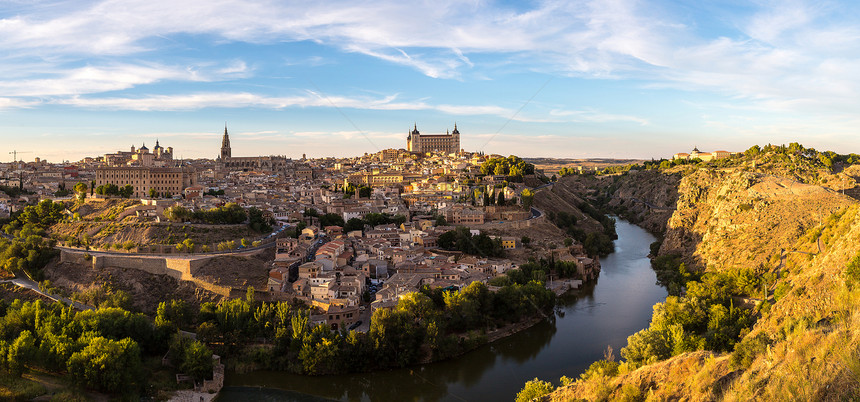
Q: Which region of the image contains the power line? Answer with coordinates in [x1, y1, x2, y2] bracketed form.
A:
[480, 77, 553, 151]
[307, 79, 380, 151]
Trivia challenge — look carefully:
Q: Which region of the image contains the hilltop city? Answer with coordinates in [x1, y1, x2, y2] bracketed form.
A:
[1, 124, 601, 336]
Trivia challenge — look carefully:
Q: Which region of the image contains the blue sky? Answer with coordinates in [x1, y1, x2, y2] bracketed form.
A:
[1, 0, 859, 162]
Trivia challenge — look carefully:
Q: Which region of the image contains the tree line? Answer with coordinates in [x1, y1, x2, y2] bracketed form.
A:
[165, 202, 273, 233]
[188, 278, 555, 375]
[0, 299, 213, 397]
[437, 226, 505, 258]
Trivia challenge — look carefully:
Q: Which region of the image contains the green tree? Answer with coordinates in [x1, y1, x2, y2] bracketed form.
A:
[7, 330, 36, 377]
[67, 337, 142, 393]
[516, 378, 554, 402]
[73, 182, 87, 194]
[180, 340, 214, 382]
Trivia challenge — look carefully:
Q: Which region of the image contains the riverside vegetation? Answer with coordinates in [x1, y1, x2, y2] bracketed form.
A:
[519, 143, 860, 401]
[0, 198, 598, 397]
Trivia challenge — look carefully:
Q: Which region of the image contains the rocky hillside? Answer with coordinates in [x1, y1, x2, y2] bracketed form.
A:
[660, 169, 850, 271]
[548, 202, 860, 401]
[51, 199, 261, 248]
[543, 170, 680, 235]
[533, 180, 605, 234]
[542, 156, 860, 401]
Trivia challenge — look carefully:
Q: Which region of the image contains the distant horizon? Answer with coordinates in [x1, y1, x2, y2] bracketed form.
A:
[2, 1, 859, 162]
[4, 135, 856, 165]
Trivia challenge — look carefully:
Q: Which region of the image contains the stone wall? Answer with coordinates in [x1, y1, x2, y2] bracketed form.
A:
[472, 214, 545, 231]
[61, 250, 234, 297]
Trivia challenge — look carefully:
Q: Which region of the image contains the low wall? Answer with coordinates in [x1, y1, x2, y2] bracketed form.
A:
[473, 214, 546, 231]
[61, 250, 233, 297]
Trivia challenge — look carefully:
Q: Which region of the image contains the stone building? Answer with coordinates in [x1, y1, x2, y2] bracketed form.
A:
[217, 125, 290, 173]
[95, 165, 198, 198]
[407, 123, 460, 154]
[96, 140, 196, 198]
[104, 141, 173, 167]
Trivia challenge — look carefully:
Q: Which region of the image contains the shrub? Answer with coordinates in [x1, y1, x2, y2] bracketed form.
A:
[846, 254, 860, 288]
[516, 378, 554, 402]
[730, 334, 770, 369]
[774, 282, 791, 302]
[580, 359, 620, 380]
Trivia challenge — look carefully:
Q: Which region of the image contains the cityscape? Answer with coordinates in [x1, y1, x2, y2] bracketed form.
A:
[2, 1, 860, 401]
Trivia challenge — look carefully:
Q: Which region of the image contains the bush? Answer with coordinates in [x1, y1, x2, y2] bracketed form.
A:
[650, 240, 662, 256]
[774, 282, 791, 302]
[846, 254, 860, 288]
[730, 334, 770, 369]
[580, 359, 620, 380]
[516, 378, 554, 402]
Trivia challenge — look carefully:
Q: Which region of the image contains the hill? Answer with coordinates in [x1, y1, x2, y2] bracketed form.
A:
[533, 145, 860, 401]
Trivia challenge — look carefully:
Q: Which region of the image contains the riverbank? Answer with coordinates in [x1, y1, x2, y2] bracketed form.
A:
[221, 220, 666, 401]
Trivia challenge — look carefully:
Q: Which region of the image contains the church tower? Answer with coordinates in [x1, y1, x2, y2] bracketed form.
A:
[220, 124, 231, 160]
[452, 123, 460, 153]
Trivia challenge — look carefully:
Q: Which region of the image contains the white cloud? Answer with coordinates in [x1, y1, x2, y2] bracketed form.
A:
[0, 97, 39, 109]
[48, 90, 549, 122]
[0, 0, 859, 133]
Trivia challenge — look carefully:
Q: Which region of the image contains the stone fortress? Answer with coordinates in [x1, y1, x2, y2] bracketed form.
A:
[407, 123, 461, 154]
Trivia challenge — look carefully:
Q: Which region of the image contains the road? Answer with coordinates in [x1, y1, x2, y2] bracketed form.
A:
[1, 277, 94, 311]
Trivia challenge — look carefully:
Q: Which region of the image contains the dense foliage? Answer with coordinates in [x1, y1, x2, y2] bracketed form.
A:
[94, 183, 134, 198]
[196, 281, 554, 375]
[437, 226, 505, 257]
[0, 200, 66, 278]
[165, 202, 246, 224]
[480, 156, 535, 181]
[549, 210, 615, 256]
[0, 300, 210, 396]
[620, 267, 763, 368]
[343, 213, 407, 233]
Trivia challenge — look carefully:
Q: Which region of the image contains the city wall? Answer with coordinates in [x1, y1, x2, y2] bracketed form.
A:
[60, 250, 233, 297]
[473, 213, 546, 231]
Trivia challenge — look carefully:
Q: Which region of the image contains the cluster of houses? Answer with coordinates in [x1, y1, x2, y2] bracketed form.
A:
[265, 215, 599, 330]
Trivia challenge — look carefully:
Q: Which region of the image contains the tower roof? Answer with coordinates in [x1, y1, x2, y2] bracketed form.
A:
[411, 123, 420, 135]
[222, 124, 231, 148]
[452, 123, 459, 134]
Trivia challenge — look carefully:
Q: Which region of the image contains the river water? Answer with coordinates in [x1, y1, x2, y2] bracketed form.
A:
[217, 220, 665, 401]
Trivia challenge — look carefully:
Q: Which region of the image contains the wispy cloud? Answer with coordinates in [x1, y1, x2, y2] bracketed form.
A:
[47, 90, 550, 122]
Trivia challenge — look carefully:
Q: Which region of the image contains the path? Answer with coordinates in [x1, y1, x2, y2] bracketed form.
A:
[0, 277, 94, 310]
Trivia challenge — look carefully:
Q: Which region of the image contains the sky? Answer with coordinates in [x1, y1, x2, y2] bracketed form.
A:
[1, 0, 859, 162]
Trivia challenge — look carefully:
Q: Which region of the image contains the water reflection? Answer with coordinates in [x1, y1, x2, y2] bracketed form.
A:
[219, 220, 666, 402]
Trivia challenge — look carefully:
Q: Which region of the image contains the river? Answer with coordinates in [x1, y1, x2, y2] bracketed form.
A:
[217, 219, 666, 401]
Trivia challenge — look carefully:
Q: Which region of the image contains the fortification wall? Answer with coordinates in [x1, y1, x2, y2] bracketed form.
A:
[61, 250, 233, 297]
[473, 214, 545, 230]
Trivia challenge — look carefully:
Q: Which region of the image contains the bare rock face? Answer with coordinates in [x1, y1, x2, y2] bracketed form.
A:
[660, 169, 851, 272]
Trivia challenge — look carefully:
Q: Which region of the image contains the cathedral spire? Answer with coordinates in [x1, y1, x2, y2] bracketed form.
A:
[220, 123, 231, 159]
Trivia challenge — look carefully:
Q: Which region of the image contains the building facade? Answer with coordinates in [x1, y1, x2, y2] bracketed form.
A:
[104, 141, 173, 167]
[218, 125, 290, 172]
[407, 124, 460, 154]
[95, 165, 198, 198]
[673, 147, 738, 162]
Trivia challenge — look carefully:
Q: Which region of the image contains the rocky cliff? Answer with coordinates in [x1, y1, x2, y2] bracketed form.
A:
[543, 159, 860, 401]
[660, 169, 850, 272]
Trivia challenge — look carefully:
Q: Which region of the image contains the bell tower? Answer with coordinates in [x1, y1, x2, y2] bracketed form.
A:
[220, 124, 231, 159]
